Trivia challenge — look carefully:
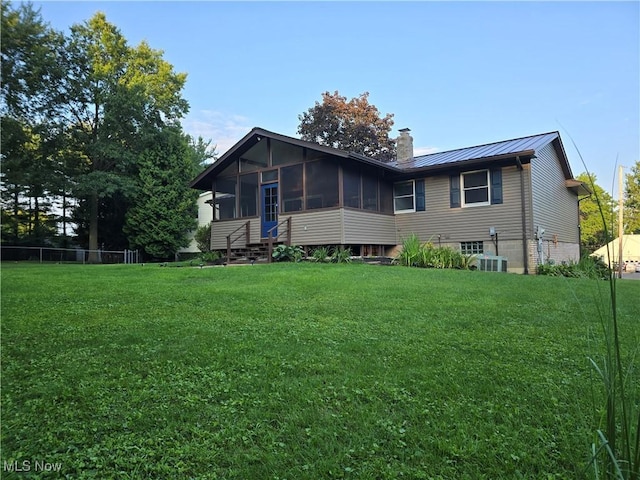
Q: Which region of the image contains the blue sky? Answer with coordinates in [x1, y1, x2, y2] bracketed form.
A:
[30, 1, 639, 194]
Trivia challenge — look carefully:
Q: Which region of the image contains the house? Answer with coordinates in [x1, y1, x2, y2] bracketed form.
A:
[591, 234, 640, 266]
[190, 127, 589, 273]
[180, 191, 215, 253]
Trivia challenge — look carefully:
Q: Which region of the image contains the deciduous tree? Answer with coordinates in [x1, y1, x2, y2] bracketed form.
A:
[624, 160, 640, 234]
[577, 172, 616, 253]
[298, 91, 396, 161]
[58, 13, 189, 259]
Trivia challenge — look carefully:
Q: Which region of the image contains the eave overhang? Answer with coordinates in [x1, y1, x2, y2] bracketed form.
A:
[565, 179, 592, 196]
[191, 127, 573, 189]
[190, 127, 399, 190]
[389, 150, 536, 180]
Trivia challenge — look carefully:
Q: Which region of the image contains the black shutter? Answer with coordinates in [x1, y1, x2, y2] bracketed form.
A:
[490, 168, 503, 205]
[415, 179, 425, 211]
[450, 175, 460, 208]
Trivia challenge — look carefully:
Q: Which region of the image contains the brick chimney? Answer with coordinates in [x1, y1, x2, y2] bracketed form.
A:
[396, 128, 413, 164]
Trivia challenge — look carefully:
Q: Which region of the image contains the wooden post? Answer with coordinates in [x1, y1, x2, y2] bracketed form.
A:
[286, 217, 291, 246]
[246, 221, 250, 246]
[268, 231, 273, 263]
[227, 236, 231, 264]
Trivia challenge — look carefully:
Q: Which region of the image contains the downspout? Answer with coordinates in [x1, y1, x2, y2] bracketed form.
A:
[516, 156, 529, 274]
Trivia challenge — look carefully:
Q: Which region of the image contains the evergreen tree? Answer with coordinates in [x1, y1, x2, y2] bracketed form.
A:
[1, 2, 66, 245]
[124, 127, 199, 260]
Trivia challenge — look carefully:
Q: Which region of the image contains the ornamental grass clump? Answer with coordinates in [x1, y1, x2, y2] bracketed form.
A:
[330, 246, 352, 264]
[395, 234, 476, 270]
[566, 138, 640, 480]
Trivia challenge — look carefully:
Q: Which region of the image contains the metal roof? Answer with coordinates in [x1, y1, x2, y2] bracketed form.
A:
[389, 131, 559, 169]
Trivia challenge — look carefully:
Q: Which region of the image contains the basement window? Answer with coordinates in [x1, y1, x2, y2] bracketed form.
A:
[460, 241, 484, 255]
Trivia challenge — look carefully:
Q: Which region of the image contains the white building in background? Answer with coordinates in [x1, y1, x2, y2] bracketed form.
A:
[180, 191, 214, 253]
[591, 234, 640, 265]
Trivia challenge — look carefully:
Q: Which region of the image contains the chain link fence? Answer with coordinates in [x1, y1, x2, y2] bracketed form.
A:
[0, 246, 139, 264]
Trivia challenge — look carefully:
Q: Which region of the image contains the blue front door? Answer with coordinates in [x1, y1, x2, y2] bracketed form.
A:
[261, 183, 278, 238]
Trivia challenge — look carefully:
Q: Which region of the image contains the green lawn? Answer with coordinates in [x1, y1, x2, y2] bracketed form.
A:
[1, 263, 638, 479]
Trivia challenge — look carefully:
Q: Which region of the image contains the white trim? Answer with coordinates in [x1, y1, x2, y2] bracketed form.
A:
[461, 170, 490, 207]
[393, 180, 416, 214]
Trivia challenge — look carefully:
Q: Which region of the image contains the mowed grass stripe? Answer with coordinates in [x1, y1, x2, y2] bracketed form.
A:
[1, 263, 638, 479]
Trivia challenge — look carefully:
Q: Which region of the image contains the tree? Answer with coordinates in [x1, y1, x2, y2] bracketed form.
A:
[187, 135, 217, 169]
[297, 91, 396, 161]
[1, 2, 65, 120]
[1, 2, 66, 245]
[57, 13, 188, 259]
[124, 127, 199, 260]
[194, 223, 212, 253]
[624, 160, 640, 234]
[577, 172, 616, 253]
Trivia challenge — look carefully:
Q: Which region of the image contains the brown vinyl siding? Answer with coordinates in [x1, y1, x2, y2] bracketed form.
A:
[343, 209, 397, 244]
[530, 142, 579, 243]
[211, 217, 261, 250]
[287, 210, 344, 245]
[396, 165, 528, 245]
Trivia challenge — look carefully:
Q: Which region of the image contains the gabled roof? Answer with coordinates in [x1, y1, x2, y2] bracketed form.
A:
[191, 127, 578, 190]
[190, 127, 394, 190]
[389, 132, 559, 169]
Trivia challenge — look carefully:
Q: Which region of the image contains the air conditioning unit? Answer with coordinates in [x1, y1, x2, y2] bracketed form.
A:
[477, 255, 508, 272]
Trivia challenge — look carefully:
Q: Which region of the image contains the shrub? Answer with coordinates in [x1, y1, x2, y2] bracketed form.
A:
[310, 246, 330, 263]
[199, 250, 221, 264]
[272, 244, 304, 262]
[395, 234, 475, 270]
[396, 234, 422, 267]
[194, 223, 212, 253]
[330, 246, 352, 264]
[536, 256, 610, 280]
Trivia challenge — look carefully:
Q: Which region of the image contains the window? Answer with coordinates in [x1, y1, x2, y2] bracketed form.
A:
[219, 160, 238, 177]
[262, 170, 278, 183]
[281, 164, 303, 212]
[450, 168, 502, 208]
[460, 241, 484, 255]
[343, 168, 361, 208]
[380, 181, 394, 213]
[239, 139, 268, 172]
[305, 160, 339, 209]
[461, 170, 490, 206]
[394, 181, 415, 213]
[272, 140, 303, 166]
[239, 173, 258, 217]
[216, 177, 237, 220]
[362, 176, 378, 211]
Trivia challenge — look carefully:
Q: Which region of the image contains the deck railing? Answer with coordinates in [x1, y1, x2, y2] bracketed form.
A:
[267, 217, 292, 263]
[226, 221, 251, 263]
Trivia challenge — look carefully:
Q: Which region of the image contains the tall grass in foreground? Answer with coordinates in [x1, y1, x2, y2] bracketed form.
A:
[568, 140, 640, 479]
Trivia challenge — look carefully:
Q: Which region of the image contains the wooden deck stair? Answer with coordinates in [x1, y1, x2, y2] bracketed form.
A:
[227, 242, 281, 264]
